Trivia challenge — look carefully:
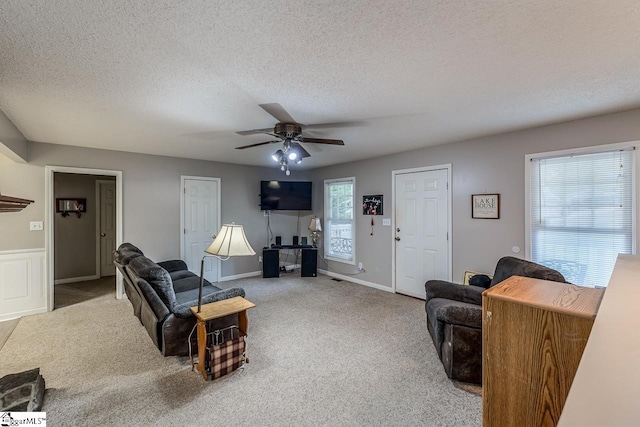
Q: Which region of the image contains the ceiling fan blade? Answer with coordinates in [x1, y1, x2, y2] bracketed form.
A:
[259, 103, 298, 124]
[300, 137, 345, 145]
[303, 120, 367, 130]
[236, 127, 274, 136]
[291, 142, 311, 158]
[235, 140, 281, 149]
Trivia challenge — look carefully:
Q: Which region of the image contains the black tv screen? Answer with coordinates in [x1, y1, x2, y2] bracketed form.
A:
[260, 181, 312, 211]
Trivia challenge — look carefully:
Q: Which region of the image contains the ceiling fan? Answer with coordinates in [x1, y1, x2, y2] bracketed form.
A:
[236, 103, 356, 175]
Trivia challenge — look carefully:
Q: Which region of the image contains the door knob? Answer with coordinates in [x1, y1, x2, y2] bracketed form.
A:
[100, 233, 106, 237]
[395, 237, 401, 241]
[396, 228, 400, 232]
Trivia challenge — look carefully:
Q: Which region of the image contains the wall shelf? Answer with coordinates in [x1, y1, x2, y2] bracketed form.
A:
[0, 193, 34, 213]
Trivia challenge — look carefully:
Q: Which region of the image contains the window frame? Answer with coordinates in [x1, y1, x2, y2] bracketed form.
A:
[323, 176, 356, 265]
[525, 141, 638, 286]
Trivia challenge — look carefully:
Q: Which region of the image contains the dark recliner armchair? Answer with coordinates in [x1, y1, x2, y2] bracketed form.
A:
[424, 256, 567, 384]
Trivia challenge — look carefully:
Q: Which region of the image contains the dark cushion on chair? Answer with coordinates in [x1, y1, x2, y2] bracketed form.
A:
[491, 256, 566, 287]
[114, 243, 144, 265]
[425, 280, 484, 305]
[469, 274, 491, 288]
[128, 256, 177, 310]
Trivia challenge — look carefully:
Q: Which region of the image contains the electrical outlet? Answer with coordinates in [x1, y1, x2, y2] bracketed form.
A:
[30, 221, 43, 231]
[258, 255, 263, 263]
[358, 262, 363, 271]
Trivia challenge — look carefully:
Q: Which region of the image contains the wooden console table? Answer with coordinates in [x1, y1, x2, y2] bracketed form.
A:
[190, 296, 256, 380]
[482, 276, 603, 427]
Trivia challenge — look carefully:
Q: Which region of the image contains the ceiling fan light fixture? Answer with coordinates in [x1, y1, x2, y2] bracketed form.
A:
[272, 149, 284, 162]
[288, 151, 297, 160]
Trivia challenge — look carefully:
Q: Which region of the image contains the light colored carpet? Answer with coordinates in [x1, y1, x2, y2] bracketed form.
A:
[0, 275, 481, 426]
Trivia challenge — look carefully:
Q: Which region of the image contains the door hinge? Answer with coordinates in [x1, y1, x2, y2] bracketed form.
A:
[446, 182, 449, 190]
[447, 232, 449, 241]
[184, 228, 187, 234]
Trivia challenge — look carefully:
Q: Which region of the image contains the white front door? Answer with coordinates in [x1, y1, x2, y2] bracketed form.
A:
[99, 181, 116, 277]
[395, 168, 450, 299]
[182, 177, 220, 282]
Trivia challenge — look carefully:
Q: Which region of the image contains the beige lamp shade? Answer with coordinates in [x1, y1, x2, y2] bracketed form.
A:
[205, 224, 256, 257]
[308, 217, 322, 232]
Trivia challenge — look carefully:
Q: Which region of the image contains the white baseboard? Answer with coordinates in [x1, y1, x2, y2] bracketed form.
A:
[220, 271, 262, 282]
[318, 269, 394, 293]
[0, 307, 47, 322]
[54, 275, 100, 285]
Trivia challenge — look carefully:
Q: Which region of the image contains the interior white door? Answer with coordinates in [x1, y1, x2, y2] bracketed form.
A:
[395, 168, 449, 299]
[183, 178, 219, 282]
[99, 181, 116, 277]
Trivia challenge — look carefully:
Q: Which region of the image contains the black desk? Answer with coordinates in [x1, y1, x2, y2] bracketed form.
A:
[262, 246, 317, 278]
[270, 244, 314, 249]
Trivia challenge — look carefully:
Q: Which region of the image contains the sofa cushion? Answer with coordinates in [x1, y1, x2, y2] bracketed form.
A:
[127, 256, 177, 310]
[173, 275, 213, 294]
[170, 270, 198, 283]
[491, 256, 566, 287]
[173, 286, 246, 318]
[115, 243, 144, 265]
[174, 282, 223, 306]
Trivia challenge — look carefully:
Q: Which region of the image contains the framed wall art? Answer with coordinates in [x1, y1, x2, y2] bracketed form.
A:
[471, 194, 500, 219]
[362, 195, 383, 215]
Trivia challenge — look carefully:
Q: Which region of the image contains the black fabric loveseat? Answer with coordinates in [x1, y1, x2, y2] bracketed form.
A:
[424, 256, 567, 384]
[114, 243, 245, 356]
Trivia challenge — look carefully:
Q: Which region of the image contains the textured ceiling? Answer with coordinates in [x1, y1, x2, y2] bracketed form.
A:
[1, 1, 639, 170]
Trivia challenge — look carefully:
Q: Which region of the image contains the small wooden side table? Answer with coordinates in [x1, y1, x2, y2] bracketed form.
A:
[190, 296, 256, 380]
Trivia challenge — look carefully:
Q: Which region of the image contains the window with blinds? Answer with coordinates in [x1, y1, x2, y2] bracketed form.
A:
[529, 148, 635, 287]
[324, 177, 355, 264]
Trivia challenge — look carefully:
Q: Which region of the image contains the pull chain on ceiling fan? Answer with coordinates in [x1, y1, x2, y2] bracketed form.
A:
[236, 103, 358, 175]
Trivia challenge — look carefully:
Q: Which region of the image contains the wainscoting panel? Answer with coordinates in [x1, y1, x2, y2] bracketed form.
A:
[0, 249, 46, 321]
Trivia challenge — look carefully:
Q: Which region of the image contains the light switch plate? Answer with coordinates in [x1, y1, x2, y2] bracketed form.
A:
[382, 218, 391, 226]
[30, 221, 44, 231]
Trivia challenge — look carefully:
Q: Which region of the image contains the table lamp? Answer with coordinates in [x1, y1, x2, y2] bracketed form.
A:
[198, 223, 255, 312]
[308, 217, 322, 246]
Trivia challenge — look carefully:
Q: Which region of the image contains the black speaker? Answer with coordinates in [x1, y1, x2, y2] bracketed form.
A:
[301, 236, 307, 245]
[262, 249, 279, 278]
[292, 235, 299, 246]
[301, 248, 317, 277]
[275, 236, 282, 246]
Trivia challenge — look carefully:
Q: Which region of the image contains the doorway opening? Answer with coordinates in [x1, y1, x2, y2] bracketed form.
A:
[45, 166, 123, 312]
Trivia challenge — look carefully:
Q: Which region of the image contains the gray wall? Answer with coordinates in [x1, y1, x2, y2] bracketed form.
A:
[3, 108, 640, 285]
[310, 108, 640, 288]
[1, 142, 310, 278]
[0, 155, 44, 249]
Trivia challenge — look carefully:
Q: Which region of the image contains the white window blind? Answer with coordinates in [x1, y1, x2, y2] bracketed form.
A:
[530, 148, 635, 287]
[324, 178, 355, 264]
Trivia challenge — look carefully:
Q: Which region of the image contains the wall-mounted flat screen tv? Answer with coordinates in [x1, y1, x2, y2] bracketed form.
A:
[260, 181, 312, 211]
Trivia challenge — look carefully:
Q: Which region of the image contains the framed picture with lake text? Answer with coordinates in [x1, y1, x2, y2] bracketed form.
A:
[471, 194, 500, 219]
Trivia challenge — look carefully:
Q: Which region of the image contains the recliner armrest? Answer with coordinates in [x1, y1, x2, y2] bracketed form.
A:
[157, 259, 188, 273]
[172, 287, 246, 318]
[425, 280, 484, 305]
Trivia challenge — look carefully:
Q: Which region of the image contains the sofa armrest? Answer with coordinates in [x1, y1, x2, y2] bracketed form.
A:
[172, 287, 246, 318]
[157, 259, 188, 273]
[425, 280, 484, 305]
[429, 298, 483, 330]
